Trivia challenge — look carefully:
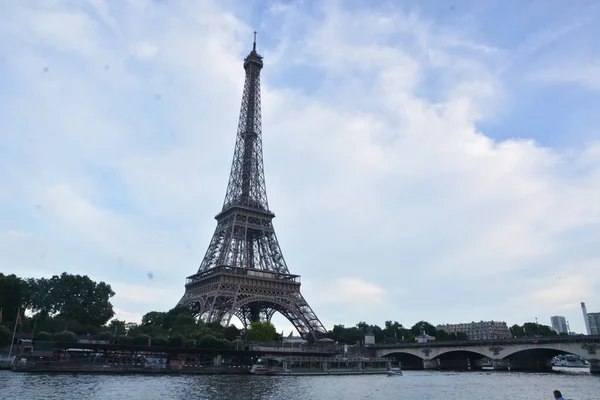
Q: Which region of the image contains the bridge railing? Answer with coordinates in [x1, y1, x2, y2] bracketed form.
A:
[371, 335, 600, 348]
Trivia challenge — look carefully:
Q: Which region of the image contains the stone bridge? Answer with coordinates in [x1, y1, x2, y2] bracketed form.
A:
[373, 336, 600, 373]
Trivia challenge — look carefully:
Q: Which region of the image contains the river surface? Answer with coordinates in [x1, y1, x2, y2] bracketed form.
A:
[1, 369, 599, 399]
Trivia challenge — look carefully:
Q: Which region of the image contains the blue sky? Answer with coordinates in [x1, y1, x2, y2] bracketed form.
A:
[1, 0, 599, 336]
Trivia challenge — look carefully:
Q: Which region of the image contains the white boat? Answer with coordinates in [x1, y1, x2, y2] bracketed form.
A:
[552, 355, 588, 368]
[386, 368, 403, 376]
[249, 363, 274, 375]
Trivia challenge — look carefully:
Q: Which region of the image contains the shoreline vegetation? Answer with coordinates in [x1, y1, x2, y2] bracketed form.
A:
[1, 272, 562, 352]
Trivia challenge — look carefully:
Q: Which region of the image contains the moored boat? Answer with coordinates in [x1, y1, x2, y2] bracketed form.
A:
[250, 355, 397, 376]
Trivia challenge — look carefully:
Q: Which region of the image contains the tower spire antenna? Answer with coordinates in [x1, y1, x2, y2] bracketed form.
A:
[253, 31, 257, 51]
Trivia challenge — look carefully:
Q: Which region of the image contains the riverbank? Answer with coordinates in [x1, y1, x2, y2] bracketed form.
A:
[11, 360, 252, 375]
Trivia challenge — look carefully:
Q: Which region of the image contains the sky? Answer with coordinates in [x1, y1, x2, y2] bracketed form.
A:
[1, 0, 599, 336]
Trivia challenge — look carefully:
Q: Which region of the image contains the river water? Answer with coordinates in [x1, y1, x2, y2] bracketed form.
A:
[1, 369, 599, 399]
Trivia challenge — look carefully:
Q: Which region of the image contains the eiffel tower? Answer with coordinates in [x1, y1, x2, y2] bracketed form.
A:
[178, 33, 327, 342]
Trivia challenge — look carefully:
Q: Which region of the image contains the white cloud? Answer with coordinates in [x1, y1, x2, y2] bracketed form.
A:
[130, 41, 158, 59]
[113, 307, 141, 324]
[1, 0, 599, 336]
[532, 63, 600, 91]
[5, 230, 32, 238]
[325, 278, 387, 305]
[111, 283, 173, 305]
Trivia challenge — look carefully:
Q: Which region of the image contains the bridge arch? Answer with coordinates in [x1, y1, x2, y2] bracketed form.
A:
[381, 351, 424, 370]
[434, 348, 489, 360]
[502, 346, 591, 360]
[432, 349, 490, 370]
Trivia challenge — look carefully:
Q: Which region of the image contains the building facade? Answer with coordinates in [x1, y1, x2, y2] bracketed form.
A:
[436, 321, 512, 340]
[588, 312, 600, 335]
[550, 316, 568, 334]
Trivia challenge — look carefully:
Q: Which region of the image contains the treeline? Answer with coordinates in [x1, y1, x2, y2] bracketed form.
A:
[0, 272, 278, 348]
[509, 323, 563, 338]
[105, 307, 277, 349]
[325, 320, 562, 345]
[325, 321, 468, 344]
[1, 272, 564, 349]
[0, 272, 115, 327]
[0, 272, 116, 346]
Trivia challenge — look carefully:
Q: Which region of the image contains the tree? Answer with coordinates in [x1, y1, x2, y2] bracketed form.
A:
[94, 331, 112, 341]
[510, 324, 524, 338]
[54, 330, 77, 343]
[168, 333, 184, 347]
[25, 277, 55, 316]
[117, 335, 133, 345]
[142, 311, 165, 327]
[51, 273, 115, 326]
[410, 321, 437, 337]
[245, 321, 278, 342]
[335, 325, 363, 345]
[223, 324, 240, 341]
[171, 314, 197, 335]
[356, 321, 369, 332]
[436, 329, 469, 341]
[108, 320, 126, 336]
[125, 323, 143, 337]
[522, 322, 557, 337]
[132, 334, 151, 346]
[0, 325, 11, 346]
[35, 331, 54, 342]
[0, 273, 28, 321]
[23, 273, 115, 327]
[162, 306, 192, 330]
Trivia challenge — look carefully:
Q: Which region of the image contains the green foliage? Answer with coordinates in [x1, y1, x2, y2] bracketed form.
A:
[108, 320, 126, 336]
[329, 324, 363, 344]
[510, 324, 525, 337]
[125, 323, 143, 337]
[0, 273, 28, 321]
[436, 329, 468, 341]
[54, 330, 77, 343]
[522, 322, 557, 337]
[196, 334, 220, 348]
[35, 331, 55, 342]
[51, 273, 115, 326]
[162, 306, 192, 330]
[117, 335, 133, 345]
[328, 321, 415, 344]
[510, 322, 557, 338]
[223, 325, 241, 341]
[2, 272, 115, 330]
[171, 314, 197, 335]
[168, 334, 184, 347]
[132, 334, 151, 346]
[142, 311, 165, 327]
[410, 321, 437, 337]
[152, 336, 168, 346]
[0, 325, 11, 346]
[94, 331, 113, 341]
[246, 321, 278, 342]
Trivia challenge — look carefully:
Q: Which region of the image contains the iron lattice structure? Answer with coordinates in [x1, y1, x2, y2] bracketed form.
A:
[178, 35, 327, 342]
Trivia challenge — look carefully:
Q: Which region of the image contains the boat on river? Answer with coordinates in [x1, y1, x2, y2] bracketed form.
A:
[250, 355, 398, 376]
[552, 355, 589, 368]
[386, 368, 403, 376]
